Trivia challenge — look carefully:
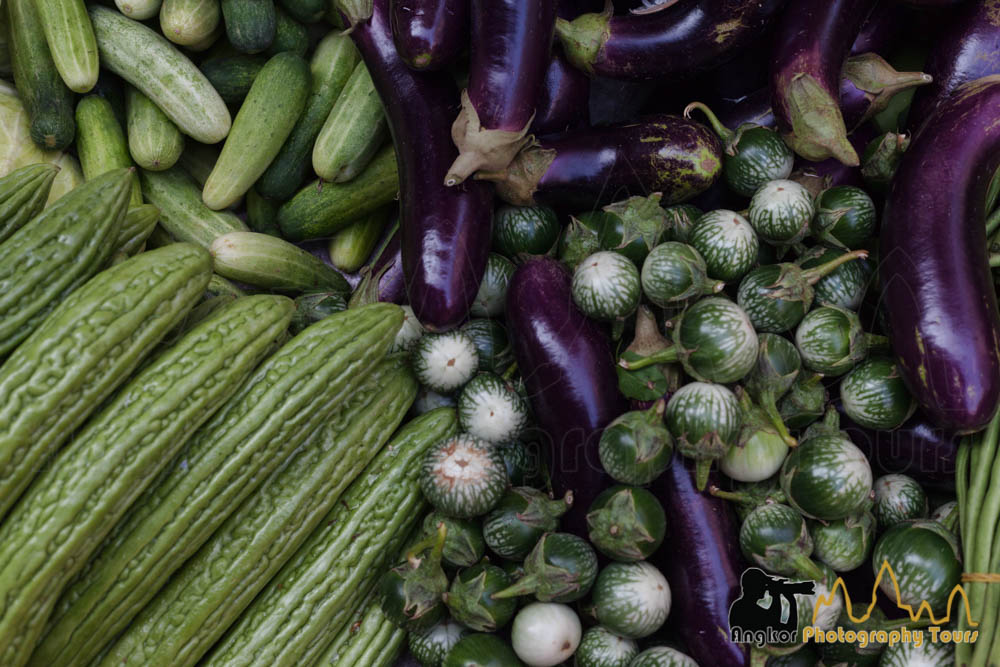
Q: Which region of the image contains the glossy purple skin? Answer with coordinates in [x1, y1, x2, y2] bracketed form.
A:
[651, 456, 748, 667]
[529, 114, 723, 210]
[896, 0, 965, 6]
[530, 50, 590, 136]
[578, 0, 786, 81]
[369, 228, 406, 304]
[505, 257, 628, 536]
[347, 0, 493, 331]
[850, 1, 906, 56]
[908, 0, 1000, 127]
[880, 76, 1000, 432]
[389, 0, 468, 71]
[718, 87, 776, 130]
[467, 0, 556, 132]
[770, 0, 875, 138]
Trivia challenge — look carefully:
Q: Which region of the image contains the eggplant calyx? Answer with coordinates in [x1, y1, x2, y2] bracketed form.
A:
[444, 570, 499, 632]
[554, 11, 611, 76]
[513, 488, 573, 528]
[843, 53, 932, 124]
[446, 90, 536, 186]
[617, 345, 679, 371]
[334, 0, 373, 26]
[476, 147, 556, 207]
[585, 490, 658, 560]
[629, 306, 672, 357]
[780, 74, 859, 166]
[861, 132, 910, 189]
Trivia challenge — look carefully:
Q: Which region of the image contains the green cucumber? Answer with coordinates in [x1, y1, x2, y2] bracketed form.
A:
[872, 473, 928, 529]
[35, 0, 99, 93]
[574, 626, 638, 667]
[35, 304, 404, 667]
[571, 250, 641, 321]
[103, 350, 416, 667]
[839, 356, 916, 430]
[257, 30, 359, 200]
[747, 179, 815, 245]
[203, 407, 458, 666]
[140, 166, 247, 248]
[591, 561, 671, 639]
[0, 168, 133, 357]
[420, 435, 508, 519]
[0, 292, 286, 667]
[809, 511, 876, 573]
[126, 86, 184, 171]
[780, 434, 873, 521]
[245, 186, 281, 235]
[312, 59, 387, 182]
[115, 0, 163, 20]
[687, 210, 759, 283]
[199, 54, 266, 105]
[185, 22, 223, 51]
[221, 0, 276, 53]
[0, 162, 59, 243]
[277, 143, 399, 241]
[159, 0, 221, 47]
[146, 224, 176, 249]
[0, 244, 210, 523]
[266, 5, 307, 56]
[115, 203, 160, 254]
[89, 5, 232, 144]
[277, 0, 325, 22]
[210, 230, 350, 293]
[493, 204, 560, 258]
[177, 139, 219, 185]
[75, 95, 144, 207]
[328, 206, 392, 272]
[205, 271, 246, 298]
[640, 242, 723, 306]
[318, 594, 406, 667]
[202, 52, 310, 210]
[6, 0, 75, 150]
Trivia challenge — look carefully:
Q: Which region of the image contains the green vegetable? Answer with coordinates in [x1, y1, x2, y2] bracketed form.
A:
[288, 290, 347, 333]
[586, 485, 666, 562]
[739, 503, 825, 581]
[720, 389, 789, 483]
[266, 5, 307, 56]
[140, 166, 247, 248]
[412, 330, 479, 393]
[574, 626, 638, 667]
[872, 474, 928, 529]
[34, 0, 99, 93]
[576, 194, 669, 266]
[572, 250, 641, 321]
[800, 246, 873, 311]
[462, 318, 513, 374]
[221, 0, 276, 53]
[209, 230, 351, 293]
[665, 381, 742, 490]
[313, 59, 387, 182]
[115, 202, 161, 254]
[688, 209, 760, 282]
[839, 356, 916, 430]
[640, 241, 724, 306]
[747, 179, 815, 245]
[445, 633, 525, 667]
[0, 162, 59, 243]
[458, 373, 529, 444]
[662, 204, 702, 243]
[422, 512, 486, 569]
[125, 86, 184, 171]
[811, 185, 876, 249]
[483, 487, 571, 561]
[795, 305, 887, 376]
[329, 206, 392, 272]
[445, 563, 517, 632]
[74, 95, 143, 206]
[872, 519, 962, 615]
[599, 402, 673, 486]
[494, 533, 598, 604]
[494, 204, 560, 258]
[780, 430, 873, 521]
[159, 0, 222, 47]
[409, 619, 470, 667]
[199, 54, 267, 105]
[591, 561, 671, 639]
[809, 511, 875, 572]
[420, 434, 508, 519]
[471, 252, 515, 317]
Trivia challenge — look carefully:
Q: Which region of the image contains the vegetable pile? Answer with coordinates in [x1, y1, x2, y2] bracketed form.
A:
[0, 0, 999, 666]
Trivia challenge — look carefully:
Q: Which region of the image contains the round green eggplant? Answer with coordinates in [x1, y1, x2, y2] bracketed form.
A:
[461, 318, 514, 374]
[710, 476, 787, 522]
[420, 435, 509, 519]
[574, 625, 638, 667]
[800, 247, 874, 311]
[482, 487, 571, 561]
[721, 391, 790, 483]
[663, 204, 703, 243]
[672, 297, 759, 383]
[444, 563, 517, 632]
[422, 512, 486, 569]
[409, 619, 470, 667]
[665, 381, 742, 490]
[879, 636, 956, 666]
[739, 502, 825, 580]
[812, 185, 876, 249]
[872, 474, 928, 530]
[839, 357, 916, 430]
[493, 532, 598, 603]
[380, 524, 450, 631]
[493, 204, 560, 258]
[458, 373, 529, 444]
[628, 646, 699, 667]
[581, 194, 670, 266]
[795, 305, 885, 376]
[688, 209, 760, 283]
[748, 179, 815, 245]
[392, 304, 425, 353]
[497, 441, 544, 488]
[809, 510, 876, 572]
[413, 330, 480, 393]
[872, 519, 962, 615]
[443, 633, 525, 667]
[778, 372, 827, 430]
[591, 561, 671, 639]
[640, 241, 724, 306]
[586, 485, 666, 561]
[780, 433, 873, 521]
[471, 253, 515, 318]
[744, 333, 801, 447]
[558, 215, 601, 270]
[598, 402, 674, 486]
[571, 251, 641, 321]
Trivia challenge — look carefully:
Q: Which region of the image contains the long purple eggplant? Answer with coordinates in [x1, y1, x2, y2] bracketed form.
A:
[652, 456, 748, 667]
[770, 0, 874, 165]
[477, 114, 723, 210]
[880, 75, 1000, 432]
[444, 0, 557, 185]
[908, 0, 1000, 127]
[340, 0, 493, 332]
[850, 0, 907, 56]
[530, 49, 590, 136]
[389, 0, 468, 71]
[554, 0, 786, 81]
[506, 257, 628, 537]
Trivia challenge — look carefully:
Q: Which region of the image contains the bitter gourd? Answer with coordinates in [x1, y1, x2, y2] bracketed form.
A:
[0, 162, 59, 243]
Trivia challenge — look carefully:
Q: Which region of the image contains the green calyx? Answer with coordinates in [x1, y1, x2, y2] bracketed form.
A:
[493, 533, 597, 603]
[778, 371, 827, 430]
[861, 131, 910, 192]
[586, 487, 662, 561]
[554, 8, 612, 75]
[616, 307, 683, 400]
[842, 53, 932, 128]
[382, 520, 450, 630]
[779, 73, 859, 166]
[511, 487, 573, 529]
[768, 250, 868, 302]
[559, 216, 602, 270]
[444, 564, 516, 632]
[744, 334, 801, 447]
[334, 0, 374, 27]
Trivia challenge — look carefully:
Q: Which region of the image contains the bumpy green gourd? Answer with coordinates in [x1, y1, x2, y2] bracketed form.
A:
[0, 163, 60, 243]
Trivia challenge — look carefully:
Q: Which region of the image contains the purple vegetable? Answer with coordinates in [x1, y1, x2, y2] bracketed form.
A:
[880, 76, 1000, 432]
[341, 0, 494, 332]
[791, 122, 878, 190]
[505, 257, 628, 536]
[770, 0, 874, 165]
[477, 114, 723, 210]
[850, 1, 907, 56]
[651, 456, 748, 667]
[718, 87, 776, 131]
[389, 0, 468, 71]
[908, 0, 1000, 127]
[895, 0, 965, 7]
[445, 0, 557, 185]
[366, 227, 406, 304]
[530, 49, 590, 136]
[553, 0, 786, 81]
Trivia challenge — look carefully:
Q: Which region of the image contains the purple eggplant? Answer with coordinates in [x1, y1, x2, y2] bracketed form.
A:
[770, 0, 874, 165]
[908, 0, 1000, 127]
[389, 0, 468, 71]
[445, 0, 557, 185]
[850, 1, 907, 56]
[880, 76, 1000, 432]
[718, 88, 776, 132]
[530, 49, 590, 137]
[477, 114, 723, 210]
[340, 0, 494, 332]
[651, 456, 748, 667]
[350, 226, 407, 305]
[554, 0, 786, 82]
[895, 0, 965, 6]
[505, 257, 628, 537]
[791, 123, 878, 191]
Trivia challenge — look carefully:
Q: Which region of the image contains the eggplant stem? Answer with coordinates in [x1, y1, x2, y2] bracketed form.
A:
[694, 458, 712, 491]
[761, 396, 798, 448]
[618, 346, 679, 370]
[683, 102, 735, 145]
[987, 207, 1000, 239]
[801, 249, 868, 284]
[492, 574, 539, 600]
[989, 253, 1000, 268]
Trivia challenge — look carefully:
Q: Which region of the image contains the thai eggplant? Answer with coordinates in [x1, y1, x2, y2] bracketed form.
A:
[340, 0, 494, 331]
[553, 0, 786, 81]
[444, 0, 557, 185]
[880, 75, 1000, 432]
[505, 257, 628, 537]
[530, 49, 590, 136]
[477, 114, 723, 210]
[389, 0, 468, 71]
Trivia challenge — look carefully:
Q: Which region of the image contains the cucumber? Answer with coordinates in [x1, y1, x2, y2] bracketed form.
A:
[266, 5, 307, 56]
[571, 251, 641, 321]
[202, 52, 310, 210]
[140, 166, 247, 248]
[35, 0, 99, 93]
[205, 407, 457, 666]
[245, 186, 281, 235]
[159, 0, 221, 47]
[221, 0, 276, 53]
[177, 139, 219, 185]
[146, 224, 176, 249]
[205, 271, 246, 298]
[257, 31, 360, 201]
[0, 292, 285, 667]
[199, 54, 266, 105]
[0, 168, 133, 357]
[89, 5, 231, 144]
[420, 435, 508, 519]
[126, 86, 184, 170]
[591, 561, 671, 639]
[210, 231, 350, 293]
[185, 21, 223, 51]
[317, 594, 406, 667]
[688, 210, 760, 283]
[6, 0, 75, 150]
[103, 350, 416, 667]
[115, 203, 160, 254]
[115, 0, 163, 20]
[313, 60, 387, 182]
[277, 143, 399, 240]
[0, 15, 10, 77]
[277, 0, 324, 23]
[0, 163, 59, 243]
[75, 95, 144, 207]
[664, 381, 742, 489]
[0, 244, 209, 523]
[575, 626, 638, 667]
[328, 206, 392, 272]
[35, 304, 402, 667]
